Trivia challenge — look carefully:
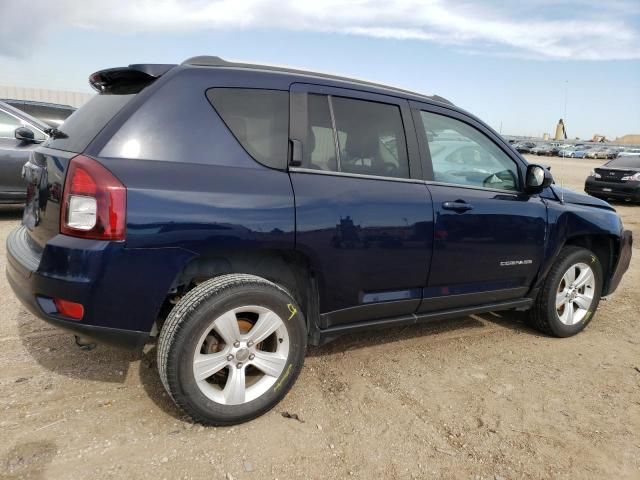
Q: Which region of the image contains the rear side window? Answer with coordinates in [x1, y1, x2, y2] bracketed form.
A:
[207, 88, 289, 169]
[0, 109, 22, 139]
[46, 94, 132, 153]
[0, 108, 45, 141]
[332, 97, 409, 178]
[306, 94, 338, 171]
[304, 95, 409, 179]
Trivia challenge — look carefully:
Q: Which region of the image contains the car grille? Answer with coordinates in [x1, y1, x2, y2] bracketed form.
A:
[594, 168, 634, 183]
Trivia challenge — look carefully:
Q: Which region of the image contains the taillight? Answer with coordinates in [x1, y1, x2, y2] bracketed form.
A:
[61, 155, 126, 240]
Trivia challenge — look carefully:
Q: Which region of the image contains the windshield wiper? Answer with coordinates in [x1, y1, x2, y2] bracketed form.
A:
[44, 127, 68, 139]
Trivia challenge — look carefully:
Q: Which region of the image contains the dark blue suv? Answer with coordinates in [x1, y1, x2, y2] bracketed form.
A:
[6, 56, 632, 425]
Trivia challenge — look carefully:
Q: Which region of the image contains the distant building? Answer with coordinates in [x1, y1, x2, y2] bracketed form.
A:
[614, 134, 640, 145]
[0, 85, 93, 108]
[542, 133, 550, 141]
[554, 119, 567, 140]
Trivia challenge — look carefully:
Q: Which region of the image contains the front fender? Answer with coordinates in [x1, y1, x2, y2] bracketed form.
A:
[532, 198, 625, 295]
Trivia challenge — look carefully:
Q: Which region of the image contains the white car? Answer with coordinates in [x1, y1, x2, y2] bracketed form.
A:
[618, 148, 640, 157]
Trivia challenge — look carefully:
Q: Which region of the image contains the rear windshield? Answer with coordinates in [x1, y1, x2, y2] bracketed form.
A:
[46, 94, 133, 153]
[608, 156, 640, 168]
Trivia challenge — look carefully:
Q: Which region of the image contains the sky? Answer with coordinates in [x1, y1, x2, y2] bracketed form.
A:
[1, 0, 639, 139]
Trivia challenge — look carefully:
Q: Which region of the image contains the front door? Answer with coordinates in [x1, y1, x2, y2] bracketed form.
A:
[413, 105, 547, 311]
[289, 85, 433, 327]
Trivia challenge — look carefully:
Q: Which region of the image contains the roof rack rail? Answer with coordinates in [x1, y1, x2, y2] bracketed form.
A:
[181, 55, 453, 106]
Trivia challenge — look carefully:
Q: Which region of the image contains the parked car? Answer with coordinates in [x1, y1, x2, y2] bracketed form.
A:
[7, 57, 632, 425]
[585, 155, 640, 202]
[558, 146, 576, 157]
[573, 147, 593, 158]
[597, 149, 616, 159]
[618, 148, 640, 157]
[530, 144, 548, 155]
[531, 144, 557, 156]
[0, 101, 48, 204]
[514, 142, 536, 154]
[1, 99, 75, 128]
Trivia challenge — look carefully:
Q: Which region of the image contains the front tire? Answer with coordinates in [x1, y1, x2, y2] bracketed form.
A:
[158, 274, 307, 425]
[528, 247, 602, 337]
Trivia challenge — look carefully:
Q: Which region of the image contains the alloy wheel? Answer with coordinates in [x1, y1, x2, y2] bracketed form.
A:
[192, 306, 289, 405]
[555, 262, 596, 325]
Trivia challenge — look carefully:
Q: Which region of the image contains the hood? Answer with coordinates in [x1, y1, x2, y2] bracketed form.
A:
[550, 186, 615, 210]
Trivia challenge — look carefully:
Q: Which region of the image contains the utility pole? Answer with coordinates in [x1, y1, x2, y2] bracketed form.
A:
[563, 80, 568, 122]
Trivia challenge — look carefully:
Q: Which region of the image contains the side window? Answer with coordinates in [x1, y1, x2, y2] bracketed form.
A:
[332, 97, 409, 179]
[304, 94, 410, 179]
[207, 88, 289, 169]
[420, 111, 519, 191]
[306, 94, 338, 171]
[0, 109, 22, 139]
[31, 127, 46, 142]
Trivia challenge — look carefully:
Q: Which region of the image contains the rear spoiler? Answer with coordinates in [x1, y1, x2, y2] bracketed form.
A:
[89, 64, 176, 94]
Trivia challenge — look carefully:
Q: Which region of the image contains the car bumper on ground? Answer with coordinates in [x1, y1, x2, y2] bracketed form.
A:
[5, 226, 166, 349]
[584, 178, 640, 201]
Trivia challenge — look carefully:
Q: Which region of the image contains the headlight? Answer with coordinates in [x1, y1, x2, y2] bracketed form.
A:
[590, 170, 601, 178]
[621, 172, 640, 181]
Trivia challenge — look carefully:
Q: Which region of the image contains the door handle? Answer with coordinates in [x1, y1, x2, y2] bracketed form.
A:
[442, 200, 473, 212]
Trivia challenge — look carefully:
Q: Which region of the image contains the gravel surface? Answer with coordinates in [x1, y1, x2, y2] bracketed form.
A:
[1, 155, 638, 479]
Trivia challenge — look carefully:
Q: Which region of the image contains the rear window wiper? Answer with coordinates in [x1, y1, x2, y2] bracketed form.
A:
[44, 127, 68, 139]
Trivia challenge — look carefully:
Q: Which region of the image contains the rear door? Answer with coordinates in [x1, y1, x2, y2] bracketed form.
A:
[413, 103, 547, 311]
[289, 84, 433, 328]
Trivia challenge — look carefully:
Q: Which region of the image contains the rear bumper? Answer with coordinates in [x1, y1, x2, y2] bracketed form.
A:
[5, 226, 189, 349]
[605, 230, 633, 296]
[584, 179, 640, 201]
[6, 263, 148, 348]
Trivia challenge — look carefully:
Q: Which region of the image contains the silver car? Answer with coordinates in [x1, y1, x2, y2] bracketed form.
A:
[0, 101, 48, 204]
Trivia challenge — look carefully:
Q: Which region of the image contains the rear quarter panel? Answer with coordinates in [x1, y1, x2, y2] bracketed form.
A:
[82, 67, 296, 332]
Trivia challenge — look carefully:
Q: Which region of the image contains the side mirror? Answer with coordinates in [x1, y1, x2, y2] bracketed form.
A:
[525, 164, 553, 193]
[15, 126, 39, 144]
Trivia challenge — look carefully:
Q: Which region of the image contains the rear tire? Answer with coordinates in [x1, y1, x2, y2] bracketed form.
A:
[528, 247, 602, 337]
[158, 274, 307, 425]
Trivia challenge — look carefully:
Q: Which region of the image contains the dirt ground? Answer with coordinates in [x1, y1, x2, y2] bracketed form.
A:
[1, 155, 638, 480]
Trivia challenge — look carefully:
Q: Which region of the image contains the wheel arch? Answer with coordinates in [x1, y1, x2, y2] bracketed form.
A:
[535, 233, 619, 297]
[161, 249, 321, 339]
[564, 234, 616, 292]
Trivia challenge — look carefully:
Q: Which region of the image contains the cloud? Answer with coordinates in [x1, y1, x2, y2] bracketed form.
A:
[1, 0, 639, 60]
